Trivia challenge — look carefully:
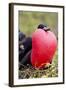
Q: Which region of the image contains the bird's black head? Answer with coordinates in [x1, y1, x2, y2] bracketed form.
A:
[37, 24, 50, 31]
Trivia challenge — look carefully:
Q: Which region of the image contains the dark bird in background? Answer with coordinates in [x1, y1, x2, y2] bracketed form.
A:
[19, 24, 50, 69]
[19, 30, 32, 69]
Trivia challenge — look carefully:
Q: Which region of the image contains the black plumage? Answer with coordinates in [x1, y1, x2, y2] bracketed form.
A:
[38, 24, 50, 31]
[19, 30, 26, 41]
[19, 31, 32, 69]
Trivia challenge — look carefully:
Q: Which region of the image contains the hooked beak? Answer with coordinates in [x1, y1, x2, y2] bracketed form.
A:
[43, 27, 50, 31]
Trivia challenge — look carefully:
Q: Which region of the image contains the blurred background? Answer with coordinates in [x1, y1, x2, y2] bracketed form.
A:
[19, 11, 58, 37]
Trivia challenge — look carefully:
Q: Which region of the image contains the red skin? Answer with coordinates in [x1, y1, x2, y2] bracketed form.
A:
[31, 29, 57, 69]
